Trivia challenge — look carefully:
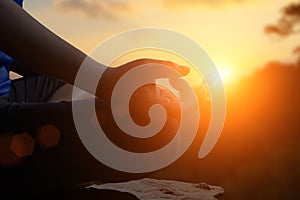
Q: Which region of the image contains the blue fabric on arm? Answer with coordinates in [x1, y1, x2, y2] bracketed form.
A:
[0, 52, 13, 96]
[0, 0, 23, 96]
[14, 0, 23, 6]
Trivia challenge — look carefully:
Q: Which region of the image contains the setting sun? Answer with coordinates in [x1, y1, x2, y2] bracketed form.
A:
[217, 67, 233, 84]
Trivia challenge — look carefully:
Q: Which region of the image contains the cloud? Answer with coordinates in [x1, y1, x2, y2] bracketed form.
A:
[162, 0, 262, 10]
[53, 0, 133, 19]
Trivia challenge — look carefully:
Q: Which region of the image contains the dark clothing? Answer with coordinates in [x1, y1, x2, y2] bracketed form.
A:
[0, 75, 66, 134]
[0, 76, 147, 199]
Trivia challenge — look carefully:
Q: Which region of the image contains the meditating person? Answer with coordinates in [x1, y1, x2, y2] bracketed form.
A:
[0, 0, 188, 134]
[0, 0, 188, 198]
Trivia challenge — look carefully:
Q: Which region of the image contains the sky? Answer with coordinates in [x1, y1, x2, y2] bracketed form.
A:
[23, 0, 300, 82]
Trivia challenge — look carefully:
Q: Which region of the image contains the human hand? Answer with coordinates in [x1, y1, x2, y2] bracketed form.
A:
[96, 58, 189, 103]
[95, 58, 189, 153]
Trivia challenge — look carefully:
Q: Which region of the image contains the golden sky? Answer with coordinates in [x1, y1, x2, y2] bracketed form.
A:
[24, 0, 300, 82]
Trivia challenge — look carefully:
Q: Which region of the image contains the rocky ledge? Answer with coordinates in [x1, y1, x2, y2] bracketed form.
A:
[89, 178, 224, 200]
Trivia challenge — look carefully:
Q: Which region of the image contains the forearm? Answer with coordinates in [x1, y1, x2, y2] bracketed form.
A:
[0, 0, 105, 85]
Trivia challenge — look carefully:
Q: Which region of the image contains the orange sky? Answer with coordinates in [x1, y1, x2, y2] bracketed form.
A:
[24, 0, 300, 82]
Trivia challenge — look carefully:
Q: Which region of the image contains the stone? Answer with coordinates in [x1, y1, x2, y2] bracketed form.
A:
[89, 178, 224, 200]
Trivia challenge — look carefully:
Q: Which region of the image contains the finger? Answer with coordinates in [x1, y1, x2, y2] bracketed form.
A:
[128, 58, 190, 76]
[156, 96, 171, 105]
[159, 88, 173, 98]
[140, 84, 156, 99]
[169, 78, 189, 92]
[160, 60, 190, 76]
[155, 89, 180, 111]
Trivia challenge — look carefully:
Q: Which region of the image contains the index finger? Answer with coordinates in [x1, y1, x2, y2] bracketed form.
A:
[128, 58, 190, 76]
[158, 60, 190, 76]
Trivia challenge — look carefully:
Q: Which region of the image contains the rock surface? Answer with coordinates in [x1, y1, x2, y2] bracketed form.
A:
[89, 178, 224, 200]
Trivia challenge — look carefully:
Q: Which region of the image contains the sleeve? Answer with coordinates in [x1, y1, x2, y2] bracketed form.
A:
[13, 0, 23, 7]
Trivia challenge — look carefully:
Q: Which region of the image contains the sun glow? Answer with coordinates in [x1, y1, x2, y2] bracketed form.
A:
[218, 67, 233, 84]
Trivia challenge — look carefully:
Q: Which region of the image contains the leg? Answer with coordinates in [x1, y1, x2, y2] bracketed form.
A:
[8, 75, 65, 103]
[0, 76, 148, 198]
[0, 75, 66, 133]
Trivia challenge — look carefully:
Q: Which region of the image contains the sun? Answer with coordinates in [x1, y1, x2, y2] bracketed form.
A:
[218, 67, 233, 84]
